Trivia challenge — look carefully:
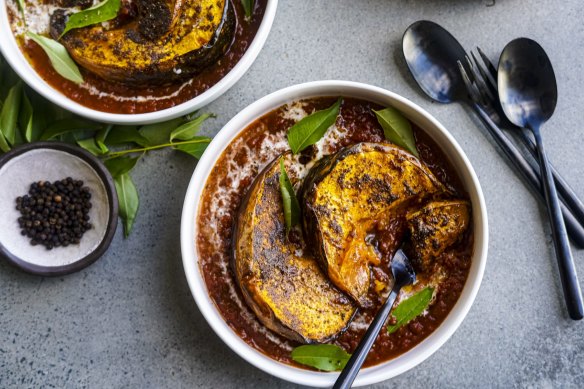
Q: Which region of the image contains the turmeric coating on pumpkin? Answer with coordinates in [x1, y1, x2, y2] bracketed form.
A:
[406, 200, 471, 272]
[302, 143, 445, 307]
[53, 0, 235, 84]
[233, 154, 356, 344]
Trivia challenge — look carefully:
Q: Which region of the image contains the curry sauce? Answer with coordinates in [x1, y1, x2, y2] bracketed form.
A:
[196, 97, 473, 368]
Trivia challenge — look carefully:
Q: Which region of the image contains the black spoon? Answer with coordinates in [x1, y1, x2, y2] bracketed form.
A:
[498, 38, 583, 320]
[401, 20, 584, 248]
[333, 249, 416, 389]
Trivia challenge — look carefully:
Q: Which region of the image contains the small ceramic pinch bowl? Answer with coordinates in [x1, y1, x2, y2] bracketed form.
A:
[181, 81, 489, 387]
[0, 142, 118, 276]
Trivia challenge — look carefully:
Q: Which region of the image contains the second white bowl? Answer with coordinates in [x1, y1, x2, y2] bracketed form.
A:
[180, 80, 488, 387]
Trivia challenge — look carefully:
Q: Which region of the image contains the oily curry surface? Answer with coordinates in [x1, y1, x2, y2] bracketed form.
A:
[196, 97, 473, 368]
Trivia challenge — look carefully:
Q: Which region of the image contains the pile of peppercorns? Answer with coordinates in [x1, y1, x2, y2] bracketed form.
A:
[16, 178, 93, 250]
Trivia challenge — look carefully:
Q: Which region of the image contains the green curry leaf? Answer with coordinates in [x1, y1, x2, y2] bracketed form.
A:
[114, 173, 139, 238]
[0, 81, 22, 146]
[387, 286, 434, 334]
[76, 137, 103, 156]
[374, 107, 419, 157]
[105, 155, 141, 178]
[139, 117, 184, 146]
[19, 90, 34, 142]
[61, 0, 121, 37]
[287, 98, 341, 154]
[169, 113, 214, 142]
[279, 158, 301, 233]
[40, 117, 102, 140]
[241, 0, 255, 19]
[106, 125, 149, 147]
[26, 32, 84, 84]
[173, 138, 211, 159]
[291, 345, 351, 371]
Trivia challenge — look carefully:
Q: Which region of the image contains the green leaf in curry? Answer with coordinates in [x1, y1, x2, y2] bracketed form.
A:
[374, 107, 419, 157]
[114, 173, 139, 238]
[287, 98, 342, 154]
[279, 158, 301, 233]
[60, 0, 121, 38]
[387, 286, 434, 334]
[16, 0, 26, 20]
[0, 81, 23, 146]
[291, 344, 351, 371]
[173, 138, 212, 159]
[241, 0, 255, 19]
[169, 113, 215, 142]
[26, 32, 84, 84]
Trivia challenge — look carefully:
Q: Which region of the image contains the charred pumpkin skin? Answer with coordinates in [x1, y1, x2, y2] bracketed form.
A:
[406, 200, 471, 273]
[302, 143, 444, 307]
[233, 154, 356, 344]
[50, 0, 235, 85]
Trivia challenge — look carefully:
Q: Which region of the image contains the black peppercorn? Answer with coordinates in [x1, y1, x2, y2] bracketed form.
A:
[16, 179, 93, 250]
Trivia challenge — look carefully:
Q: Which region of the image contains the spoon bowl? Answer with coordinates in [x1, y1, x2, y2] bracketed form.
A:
[333, 249, 416, 389]
[498, 39, 558, 129]
[402, 20, 469, 103]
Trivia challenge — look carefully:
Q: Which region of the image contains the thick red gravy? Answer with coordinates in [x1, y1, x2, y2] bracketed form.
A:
[196, 97, 473, 369]
[8, 0, 266, 114]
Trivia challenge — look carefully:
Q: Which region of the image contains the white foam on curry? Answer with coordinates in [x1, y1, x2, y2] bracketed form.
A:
[201, 101, 359, 350]
[78, 79, 194, 103]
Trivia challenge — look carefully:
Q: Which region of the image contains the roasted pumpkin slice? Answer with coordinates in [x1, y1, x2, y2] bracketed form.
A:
[302, 143, 444, 307]
[50, 0, 235, 84]
[406, 200, 471, 272]
[233, 154, 356, 344]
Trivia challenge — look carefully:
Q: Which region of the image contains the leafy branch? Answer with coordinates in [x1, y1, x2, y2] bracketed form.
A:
[0, 54, 214, 237]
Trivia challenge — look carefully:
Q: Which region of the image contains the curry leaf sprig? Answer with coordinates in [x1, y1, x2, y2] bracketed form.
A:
[58, 114, 214, 237]
[374, 106, 419, 157]
[291, 344, 351, 371]
[0, 56, 213, 237]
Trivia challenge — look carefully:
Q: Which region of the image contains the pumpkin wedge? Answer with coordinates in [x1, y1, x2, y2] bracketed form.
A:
[302, 143, 444, 307]
[50, 0, 235, 84]
[233, 154, 356, 344]
[406, 200, 471, 272]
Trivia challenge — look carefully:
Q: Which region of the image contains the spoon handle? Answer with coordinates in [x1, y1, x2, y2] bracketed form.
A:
[333, 287, 401, 389]
[533, 127, 584, 320]
[517, 128, 584, 229]
[472, 105, 584, 248]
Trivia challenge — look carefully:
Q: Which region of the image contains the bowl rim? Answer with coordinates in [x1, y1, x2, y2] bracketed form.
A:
[0, 0, 278, 125]
[180, 80, 488, 387]
[0, 141, 119, 276]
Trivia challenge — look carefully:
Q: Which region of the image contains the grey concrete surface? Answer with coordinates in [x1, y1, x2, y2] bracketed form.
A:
[2, 0, 584, 387]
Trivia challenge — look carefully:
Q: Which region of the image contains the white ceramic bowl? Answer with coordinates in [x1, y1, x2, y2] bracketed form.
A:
[0, 0, 278, 125]
[180, 81, 488, 387]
